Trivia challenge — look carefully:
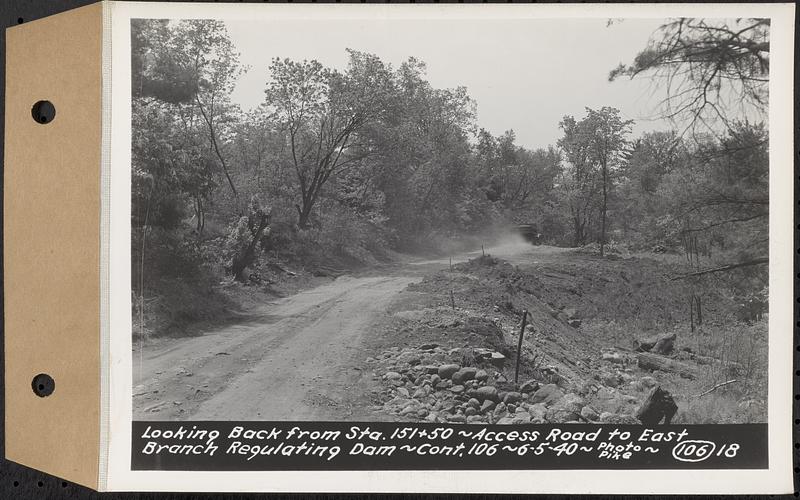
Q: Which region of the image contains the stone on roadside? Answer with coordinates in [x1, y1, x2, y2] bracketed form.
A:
[503, 391, 523, 405]
[452, 367, 478, 385]
[475, 369, 489, 382]
[474, 385, 499, 402]
[512, 411, 532, 424]
[438, 364, 461, 379]
[450, 385, 465, 394]
[527, 403, 547, 420]
[489, 352, 506, 367]
[530, 384, 564, 406]
[384, 371, 403, 380]
[480, 400, 496, 413]
[467, 398, 480, 409]
[580, 405, 600, 421]
[520, 379, 539, 393]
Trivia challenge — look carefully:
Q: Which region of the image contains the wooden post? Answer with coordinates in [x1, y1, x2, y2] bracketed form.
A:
[689, 295, 695, 333]
[514, 310, 528, 384]
[450, 289, 455, 310]
[449, 256, 453, 272]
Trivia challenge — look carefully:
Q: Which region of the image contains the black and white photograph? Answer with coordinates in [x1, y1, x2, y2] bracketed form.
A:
[130, 10, 774, 428]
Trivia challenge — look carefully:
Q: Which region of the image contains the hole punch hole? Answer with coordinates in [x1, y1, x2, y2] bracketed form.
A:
[31, 100, 56, 124]
[31, 373, 55, 397]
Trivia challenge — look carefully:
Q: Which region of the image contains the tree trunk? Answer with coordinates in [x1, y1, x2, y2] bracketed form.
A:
[599, 161, 608, 257]
[231, 213, 270, 282]
[637, 352, 697, 379]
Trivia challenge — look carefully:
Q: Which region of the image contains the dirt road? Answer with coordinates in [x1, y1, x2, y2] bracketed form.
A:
[133, 241, 566, 420]
[134, 275, 418, 420]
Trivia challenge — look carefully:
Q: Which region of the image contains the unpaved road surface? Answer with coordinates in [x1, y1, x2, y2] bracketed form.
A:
[134, 242, 565, 420]
[134, 276, 417, 420]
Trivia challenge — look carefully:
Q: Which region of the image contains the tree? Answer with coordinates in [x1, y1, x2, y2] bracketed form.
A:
[264, 50, 394, 229]
[557, 115, 598, 246]
[609, 18, 769, 133]
[585, 107, 634, 256]
[557, 107, 632, 252]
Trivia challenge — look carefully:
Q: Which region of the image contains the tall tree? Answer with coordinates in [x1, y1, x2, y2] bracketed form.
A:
[558, 108, 632, 253]
[264, 50, 394, 229]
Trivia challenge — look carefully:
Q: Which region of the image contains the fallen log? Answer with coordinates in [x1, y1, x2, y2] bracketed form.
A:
[677, 351, 745, 375]
[637, 352, 697, 379]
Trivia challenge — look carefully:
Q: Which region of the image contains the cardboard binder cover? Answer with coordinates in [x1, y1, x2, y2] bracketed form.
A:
[5, 2, 103, 489]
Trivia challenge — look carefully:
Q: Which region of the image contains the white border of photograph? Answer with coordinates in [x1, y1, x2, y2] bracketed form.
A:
[105, 1, 794, 493]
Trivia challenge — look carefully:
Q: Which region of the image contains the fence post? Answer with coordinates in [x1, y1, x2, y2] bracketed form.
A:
[515, 310, 529, 384]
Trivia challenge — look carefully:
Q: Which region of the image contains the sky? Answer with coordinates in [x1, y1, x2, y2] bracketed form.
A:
[225, 17, 672, 150]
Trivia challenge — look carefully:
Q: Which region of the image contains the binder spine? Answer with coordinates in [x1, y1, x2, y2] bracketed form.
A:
[98, 0, 113, 491]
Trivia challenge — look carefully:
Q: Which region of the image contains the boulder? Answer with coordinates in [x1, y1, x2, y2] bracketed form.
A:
[580, 405, 600, 421]
[503, 391, 523, 404]
[530, 384, 564, 406]
[526, 403, 547, 421]
[419, 343, 439, 350]
[474, 385, 500, 403]
[480, 400, 496, 413]
[449, 385, 465, 394]
[437, 364, 461, 379]
[512, 411, 532, 424]
[634, 332, 676, 355]
[412, 388, 428, 399]
[519, 379, 539, 393]
[636, 386, 678, 425]
[544, 393, 585, 422]
[423, 365, 439, 375]
[452, 367, 478, 385]
[384, 371, 403, 380]
[489, 352, 506, 368]
[475, 369, 489, 382]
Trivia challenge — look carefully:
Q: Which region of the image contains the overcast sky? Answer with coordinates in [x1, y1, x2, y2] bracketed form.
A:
[225, 17, 672, 150]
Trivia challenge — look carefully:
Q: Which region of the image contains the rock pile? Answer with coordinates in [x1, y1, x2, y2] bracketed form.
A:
[370, 344, 612, 424]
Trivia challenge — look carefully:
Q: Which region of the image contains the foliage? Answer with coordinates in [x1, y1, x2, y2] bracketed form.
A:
[609, 18, 770, 133]
[130, 19, 770, 340]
